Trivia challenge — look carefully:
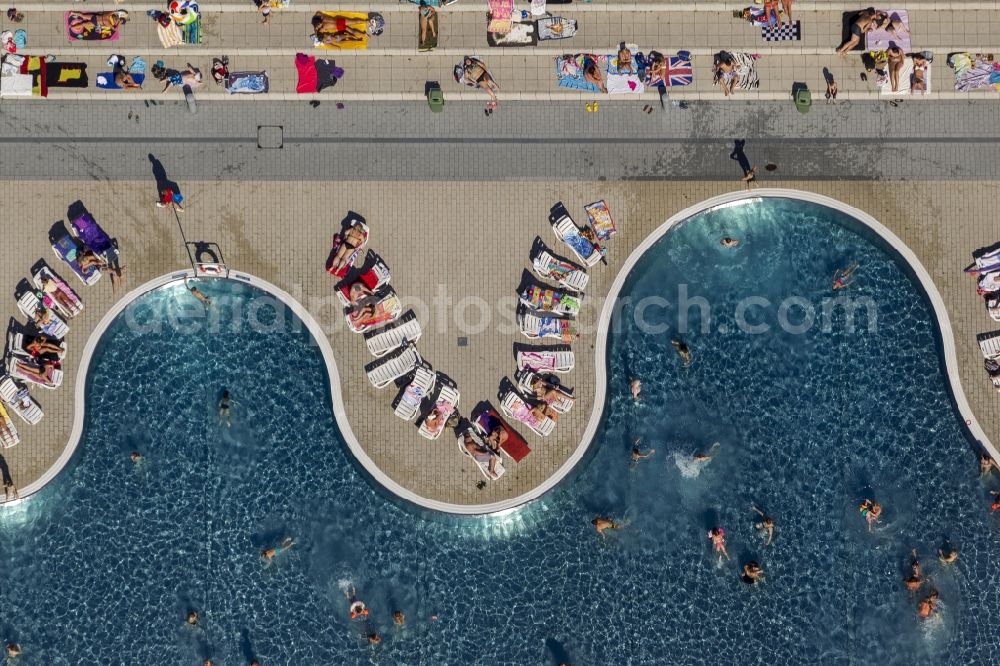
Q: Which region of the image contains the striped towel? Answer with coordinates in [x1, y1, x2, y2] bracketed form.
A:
[157, 22, 183, 48]
[732, 51, 760, 90]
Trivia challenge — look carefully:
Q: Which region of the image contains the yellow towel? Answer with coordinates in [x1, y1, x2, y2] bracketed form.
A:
[314, 11, 369, 50]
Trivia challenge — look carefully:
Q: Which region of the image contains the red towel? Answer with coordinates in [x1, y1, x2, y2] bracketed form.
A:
[295, 52, 317, 94]
[480, 409, 531, 462]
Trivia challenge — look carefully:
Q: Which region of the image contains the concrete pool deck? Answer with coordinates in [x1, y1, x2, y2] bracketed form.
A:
[0, 179, 997, 511]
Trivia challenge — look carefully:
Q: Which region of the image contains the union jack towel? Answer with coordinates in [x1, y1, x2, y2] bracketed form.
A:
[663, 56, 693, 87]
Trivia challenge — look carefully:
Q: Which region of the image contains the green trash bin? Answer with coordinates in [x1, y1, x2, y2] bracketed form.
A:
[794, 88, 811, 114]
[427, 86, 445, 113]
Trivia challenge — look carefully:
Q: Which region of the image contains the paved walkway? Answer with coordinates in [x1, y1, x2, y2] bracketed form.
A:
[0, 173, 996, 509]
[2, 3, 999, 100]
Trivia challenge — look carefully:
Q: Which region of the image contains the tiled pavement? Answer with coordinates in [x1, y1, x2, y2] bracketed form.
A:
[3, 3, 1000, 100]
[0, 177, 997, 509]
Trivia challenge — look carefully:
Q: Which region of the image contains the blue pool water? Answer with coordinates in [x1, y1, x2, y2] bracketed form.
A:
[1, 198, 998, 665]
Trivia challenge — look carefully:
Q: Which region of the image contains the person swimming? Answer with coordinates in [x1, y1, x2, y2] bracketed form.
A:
[917, 589, 939, 619]
[979, 453, 999, 478]
[860, 499, 882, 532]
[261, 537, 295, 562]
[832, 263, 860, 291]
[751, 504, 775, 545]
[721, 237, 741, 248]
[671, 339, 692, 366]
[630, 378, 642, 402]
[938, 542, 959, 565]
[630, 438, 655, 468]
[674, 442, 720, 478]
[708, 527, 730, 562]
[741, 560, 764, 584]
[904, 549, 923, 593]
[592, 516, 622, 537]
[218, 390, 239, 428]
[346, 586, 369, 619]
[187, 280, 212, 305]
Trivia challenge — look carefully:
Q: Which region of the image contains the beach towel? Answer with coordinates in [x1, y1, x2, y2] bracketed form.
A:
[477, 410, 530, 462]
[523, 286, 579, 313]
[879, 58, 912, 94]
[228, 71, 268, 94]
[157, 21, 184, 48]
[647, 55, 693, 88]
[510, 399, 545, 429]
[313, 12, 371, 50]
[536, 316, 574, 342]
[866, 10, 910, 52]
[45, 63, 88, 88]
[295, 53, 317, 93]
[761, 21, 800, 41]
[732, 51, 760, 90]
[72, 212, 114, 255]
[537, 17, 576, 40]
[487, 0, 514, 34]
[66, 11, 124, 41]
[182, 16, 201, 44]
[418, 7, 438, 51]
[949, 53, 999, 92]
[0, 72, 31, 96]
[584, 200, 616, 240]
[555, 54, 605, 93]
[488, 21, 537, 47]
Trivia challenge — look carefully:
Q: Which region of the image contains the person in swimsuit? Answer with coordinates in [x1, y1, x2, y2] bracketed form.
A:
[860, 499, 882, 531]
[582, 56, 607, 94]
[837, 9, 877, 55]
[23, 335, 63, 360]
[630, 378, 642, 401]
[345, 586, 369, 619]
[762, 0, 779, 27]
[78, 249, 108, 271]
[938, 542, 959, 564]
[530, 376, 574, 408]
[911, 53, 929, 94]
[832, 262, 859, 291]
[617, 43, 635, 75]
[15, 358, 52, 383]
[990, 491, 1000, 513]
[158, 63, 203, 93]
[5, 643, 21, 658]
[487, 423, 508, 449]
[780, 0, 794, 23]
[721, 237, 741, 248]
[3, 479, 18, 502]
[917, 589, 939, 619]
[592, 516, 623, 537]
[903, 549, 923, 593]
[463, 433, 500, 477]
[462, 57, 500, 104]
[741, 561, 765, 584]
[188, 281, 211, 306]
[979, 453, 999, 478]
[313, 13, 368, 45]
[630, 438, 655, 468]
[713, 52, 738, 97]
[38, 276, 78, 315]
[261, 537, 294, 561]
[218, 390, 238, 428]
[367, 633, 381, 646]
[419, 2, 437, 45]
[671, 339, 692, 366]
[693, 442, 721, 463]
[393, 610, 405, 625]
[186, 611, 199, 626]
[130, 451, 143, 464]
[887, 45, 905, 93]
[708, 527, 730, 561]
[751, 505, 775, 545]
[329, 223, 366, 275]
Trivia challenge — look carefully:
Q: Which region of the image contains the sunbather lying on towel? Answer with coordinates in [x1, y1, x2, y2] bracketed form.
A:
[14, 358, 56, 384]
[347, 282, 375, 305]
[329, 223, 367, 275]
[512, 397, 557, 425]
[349, 301, 394, 329]
[423, 401, 455, 436]
[459, 57, 500, 103]
[38, 275, 80, 316]
[463, 432, 500, 477]
[68, 10, 128, 40]
[530, 375, 574, 407]
[22, 335, 63, 362]
[481, 415, 509, 449]
[78, 249, 108, 272]
[312, 13, 369, 46]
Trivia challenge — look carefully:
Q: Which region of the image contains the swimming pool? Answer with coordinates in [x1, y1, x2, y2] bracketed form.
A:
[1, 197, 996, 665]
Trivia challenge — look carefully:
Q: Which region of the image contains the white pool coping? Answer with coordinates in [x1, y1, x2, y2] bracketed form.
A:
[15, 190, 996, 514]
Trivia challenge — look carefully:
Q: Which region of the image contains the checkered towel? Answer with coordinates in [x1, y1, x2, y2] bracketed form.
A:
[761, 21, 801, 41]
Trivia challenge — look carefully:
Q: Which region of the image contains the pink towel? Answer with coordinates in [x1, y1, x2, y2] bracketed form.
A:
[295, 52, 317, 93]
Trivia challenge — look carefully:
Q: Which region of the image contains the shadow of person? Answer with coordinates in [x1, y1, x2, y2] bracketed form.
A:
[730, 139, 753, 176]
[0, 453, 13, 487]
[148, 153, 180, 199]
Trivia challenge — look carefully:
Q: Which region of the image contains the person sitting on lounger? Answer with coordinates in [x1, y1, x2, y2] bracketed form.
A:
[329, 224, 367, 275]
[463, 432, 499, 477]
[349, 303, 380, 328]
[23, 334, 63, 361]
[348, 282, 375, 306]
[424, 402, 454, 433]
[485, 421, 508, 449]
[38, 276, 78, 315]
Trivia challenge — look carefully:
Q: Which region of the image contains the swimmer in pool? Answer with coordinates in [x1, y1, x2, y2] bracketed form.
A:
[979, 453, 999, 478]
[630, 378, 642, 401]
[751, 504, 775, 545]
[694, 442, 721, 463]
[721, 237, 740, 248]
[186, 611, 199, 626]
[904, 549, 923, 593]
[630, 438, 655, 468]
[346, 586, 369, 619]
[708, 527, 730, 562]
[860, 499, 882, 532]
[832, 262, 859, 291]
[917, 589, 939, 619]
[218, 390, 239, 428]
[130, 451, 142, 464]
[393, 610, 405, 626]
[938, 542, 959, 565]
[671, 339, 692, 366]
[187, 280, 211, 305]
[741, 560, 764, 584]
[261, 537, 295, 562]
[592, 516, 623, 537]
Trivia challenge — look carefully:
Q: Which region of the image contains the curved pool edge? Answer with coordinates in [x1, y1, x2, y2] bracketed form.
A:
[16, 190, 995, 515]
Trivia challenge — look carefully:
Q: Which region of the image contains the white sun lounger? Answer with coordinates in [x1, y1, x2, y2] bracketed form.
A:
[6, 355, 62, 390]
[346, 288, 403, 334]
[364, 310, 422, 357]
[500, 389, 555, 437]
[365, 342, 420, 389]
[335, 256, 392, 307]
[17, 292, 69, 340]
[978, 331, 1000, 360]
[0, 376, 43, 425]
[32, 266, 84, 319]
[531, 248, 589, 293]
[7, 332, 66, 361]
[516, 347, 575, 374]
[419, 381, 460, 440]
[551, 213, 603, 267]
[515, 368, 574, 414]
[987, 294, 1000, 323]
[393, 363, 436, 421]
[458, 426, 506, 481]
[0, 403, 19, 448]
[517, 309, 573, 342]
